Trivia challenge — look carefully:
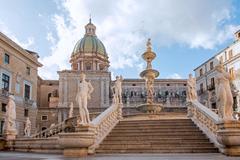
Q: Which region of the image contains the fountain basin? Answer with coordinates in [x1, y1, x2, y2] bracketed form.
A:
[137, 103, 163, 114]
[140, 69, 159, 78]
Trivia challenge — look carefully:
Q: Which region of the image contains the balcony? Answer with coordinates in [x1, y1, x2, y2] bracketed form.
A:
[207, 84, 215, 91]
[197, 89, 205, 95]
[0, 89, 9, 97]
[24, 98, 34, 106]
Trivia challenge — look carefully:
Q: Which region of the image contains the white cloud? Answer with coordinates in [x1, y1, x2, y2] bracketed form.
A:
[46, 32, 56, 44]
[0, 21, 35, 49]
[39, 0, 240, 79]
[167, 73, 182, 79]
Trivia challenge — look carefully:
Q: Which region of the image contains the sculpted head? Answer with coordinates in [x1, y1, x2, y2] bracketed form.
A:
[215, 63, 224, 72]
[189, 74, 193, 79]
[9, 95, 15, 101]
[80, 73, 86, 81]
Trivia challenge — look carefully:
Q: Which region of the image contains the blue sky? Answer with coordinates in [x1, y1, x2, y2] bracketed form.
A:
[0, 0, 240, 80]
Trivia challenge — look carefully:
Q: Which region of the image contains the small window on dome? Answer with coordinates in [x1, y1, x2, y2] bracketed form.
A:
[86, 63, 92, 71]
[99, 64, 105, 71]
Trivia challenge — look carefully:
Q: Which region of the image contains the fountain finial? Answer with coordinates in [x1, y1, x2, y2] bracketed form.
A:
[146, 38, 152, 51]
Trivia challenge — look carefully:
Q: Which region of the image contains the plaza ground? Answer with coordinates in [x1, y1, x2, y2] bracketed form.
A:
[0, 152, 240, 160]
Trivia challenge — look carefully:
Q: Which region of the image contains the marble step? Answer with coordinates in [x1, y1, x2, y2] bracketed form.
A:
[98, 143, 216, 149]
[96, 148, 219, 153]
[101, 139, 211, 145]
[107, 132, 205, 137]
[110, 128, 202, 133]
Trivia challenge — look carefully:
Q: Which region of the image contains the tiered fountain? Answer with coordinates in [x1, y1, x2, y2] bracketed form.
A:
[137, 38, 162, 114]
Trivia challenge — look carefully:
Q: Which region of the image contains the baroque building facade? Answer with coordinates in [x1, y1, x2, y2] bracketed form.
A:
[194, 30, 240, 112]
[0, 32, 42, 136]
[36, 20, 187, 131]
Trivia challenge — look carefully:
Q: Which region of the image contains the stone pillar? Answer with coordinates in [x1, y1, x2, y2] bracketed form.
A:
[216, 120, 240, 156]
[59, 125, 95, 157]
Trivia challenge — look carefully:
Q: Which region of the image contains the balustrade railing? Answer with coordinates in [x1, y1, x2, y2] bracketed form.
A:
[187, 100, 222, 147]
[89, 103, 122, 151]
[31, 116, 77, 138]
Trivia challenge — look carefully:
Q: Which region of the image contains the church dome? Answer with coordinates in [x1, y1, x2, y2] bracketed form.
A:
[71, 19, 107, 57]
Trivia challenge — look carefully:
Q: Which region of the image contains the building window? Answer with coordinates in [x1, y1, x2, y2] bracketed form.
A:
[199, 68, 203, 76]
[4, 53, 10, 64]
[24, 84, 31, 100]
[200, 83, 204, 93]
[48, 93, 51, 102]
[167, 84, 170, 86]
[210, 78, 215, 88]
[24, 109, 29, 117]
[2, 73, 10, 91]
[228, 50, 233, 59]
[0, 121, 4, 136]
[132, 84, 136, 86]
[26, 67, 31, 75]
[41, 115, 48, 121]
[1, 103, 7, 112]
[210, 61, 214, 70]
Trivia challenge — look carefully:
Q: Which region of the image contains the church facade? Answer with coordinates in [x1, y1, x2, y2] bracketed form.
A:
[36, 20, 187, 132]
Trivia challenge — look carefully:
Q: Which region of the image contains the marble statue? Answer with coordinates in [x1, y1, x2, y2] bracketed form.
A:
[24, 117, 31, 137]
[69, 102, 74, 118]
[187, 74, 197, 102]
[76, 73, 94, 124]
[146, 77, 154, 104]
[3, 95, 17, 137]
[215, 63, 234, 120]
[113, 75, 123, 104]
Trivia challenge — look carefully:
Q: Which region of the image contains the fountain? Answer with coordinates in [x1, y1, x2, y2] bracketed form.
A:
[137, 38, 163, 114]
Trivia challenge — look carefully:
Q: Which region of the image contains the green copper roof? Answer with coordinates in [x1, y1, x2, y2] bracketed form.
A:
[72, 35, 107, 56]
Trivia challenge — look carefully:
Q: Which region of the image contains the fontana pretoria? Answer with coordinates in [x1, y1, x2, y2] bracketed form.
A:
[1, 19, 240, 159]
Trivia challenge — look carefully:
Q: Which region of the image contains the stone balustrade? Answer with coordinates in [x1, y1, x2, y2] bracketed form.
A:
[89, 103, 123, 152]
[187, 100, 240, 156]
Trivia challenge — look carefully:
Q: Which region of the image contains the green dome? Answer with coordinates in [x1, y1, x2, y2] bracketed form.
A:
[72, 35, 107, 56]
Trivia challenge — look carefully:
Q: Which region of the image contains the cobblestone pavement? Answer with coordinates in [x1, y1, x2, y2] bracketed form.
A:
[0, 152, 240, 160]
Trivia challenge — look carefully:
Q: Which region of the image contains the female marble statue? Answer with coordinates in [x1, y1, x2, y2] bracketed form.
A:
[24, 117, 31, 137]
[68, 102, 73, 118]
[76, 73, 94, 124]
[215, 63, 234, 120]
[113, 75, 123, 104]
[187, 74, 197, 102]
[3, 95, 17, 135]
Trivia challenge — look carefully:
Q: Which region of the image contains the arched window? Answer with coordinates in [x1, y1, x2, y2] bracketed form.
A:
[48, 93, 51, 102]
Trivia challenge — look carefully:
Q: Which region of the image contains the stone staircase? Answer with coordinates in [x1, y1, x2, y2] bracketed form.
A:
[96, 118, 218, 153]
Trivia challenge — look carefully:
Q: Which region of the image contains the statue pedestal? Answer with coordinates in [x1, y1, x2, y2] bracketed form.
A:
[59, 124, 95, 157]
[3, 129, 17, 141]
[217, 120, 240, 156]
